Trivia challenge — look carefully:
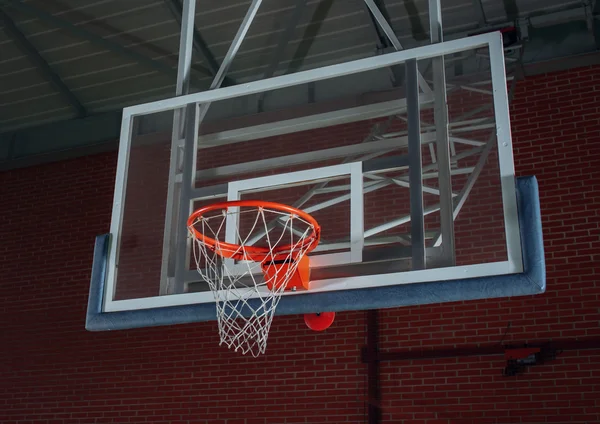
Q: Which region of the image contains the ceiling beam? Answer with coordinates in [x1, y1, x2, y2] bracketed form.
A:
[0, 7, 86, 117]
[163, 0, 235, 86]
[3, 0, 189, 85]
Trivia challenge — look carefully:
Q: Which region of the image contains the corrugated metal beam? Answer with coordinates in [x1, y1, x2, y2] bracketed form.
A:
[163, 0, 235, 86]
[406, 58, 425, 270]
[4, 0, 183, 84]
[0, 7, 86, 118]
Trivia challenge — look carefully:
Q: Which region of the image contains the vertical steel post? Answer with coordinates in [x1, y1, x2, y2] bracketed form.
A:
[406, 59, 425, 270]
[160, 0, 197, 294]
[169, 0, 263, 293]
[429, 0, 456, 266]
[174, 104, 201, 289]
[366, 310, 381, 424]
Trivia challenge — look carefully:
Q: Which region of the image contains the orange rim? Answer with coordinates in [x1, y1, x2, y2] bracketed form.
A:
[187, 200, 321, 262]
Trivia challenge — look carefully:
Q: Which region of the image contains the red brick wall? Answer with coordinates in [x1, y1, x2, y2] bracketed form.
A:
[1, 64, 600, 423]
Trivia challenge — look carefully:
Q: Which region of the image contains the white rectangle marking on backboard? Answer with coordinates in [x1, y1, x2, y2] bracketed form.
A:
[224, 162, 363, 273]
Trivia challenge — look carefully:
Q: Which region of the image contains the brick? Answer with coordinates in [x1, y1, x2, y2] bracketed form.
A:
[2, 64, 600, 424]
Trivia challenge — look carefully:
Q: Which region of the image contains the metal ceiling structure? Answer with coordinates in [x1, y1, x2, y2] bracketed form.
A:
[0, 0, 598, 169]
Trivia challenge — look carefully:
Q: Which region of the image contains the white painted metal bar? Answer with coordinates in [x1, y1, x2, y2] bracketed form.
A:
[349, 162, 364, 262]
[382, 117, 493, 138]
[122, 33, 502, 117]
[429, 143, 437, 163]
[488, 35, 523, 273]
[160, 0, 197, 295]
[456, 85, 494, 96]
[429, 0, 455, 267]
[364, 173, 458, 197]
[406, 58, 425, 270]
[428, 46, 523, 248]
[196, 133, 436, 181]
[104, 114, 134, 309]
[199, 95, 432, 147]
[314, 179, 385, 194]
[174, 105, 201, 293]
[364, 204, 441, 238]
[313, 236, 409, 253]
[449, 123, 496, 133]
[421, 167, 475, 179]
[421, 147, 483, 173]
[449, 137, 485, 146]
[433, 138, 494, 247]
[302, 179, 385, 215]
[175, 0, 195, 96]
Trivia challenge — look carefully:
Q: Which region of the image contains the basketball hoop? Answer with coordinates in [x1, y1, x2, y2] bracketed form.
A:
[187, 200, 324, 356]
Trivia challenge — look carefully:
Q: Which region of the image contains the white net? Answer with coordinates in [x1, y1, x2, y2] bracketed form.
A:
[188, 203, 319, 357]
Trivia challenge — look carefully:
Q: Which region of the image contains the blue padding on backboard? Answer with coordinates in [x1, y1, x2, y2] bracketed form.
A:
[86, 176, 545, 331]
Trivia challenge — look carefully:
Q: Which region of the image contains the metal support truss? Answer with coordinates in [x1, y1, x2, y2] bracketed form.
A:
[406, 58, 425, 270]
[0, 7, 86, 117]
[429, 0, 455, 266]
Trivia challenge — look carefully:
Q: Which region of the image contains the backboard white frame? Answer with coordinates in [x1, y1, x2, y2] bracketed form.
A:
[103, 31, 523, 313]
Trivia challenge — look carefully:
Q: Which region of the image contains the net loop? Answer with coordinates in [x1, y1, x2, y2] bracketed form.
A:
[187, 200, 320, 357]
